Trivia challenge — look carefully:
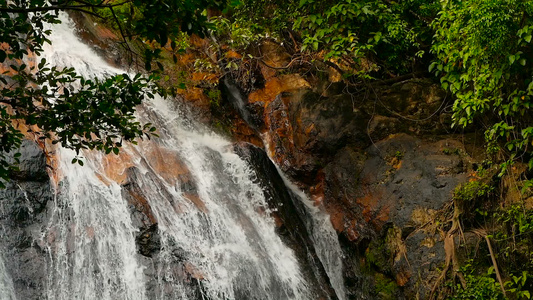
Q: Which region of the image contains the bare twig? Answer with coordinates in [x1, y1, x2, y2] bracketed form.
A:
[485, 235, 507, 297]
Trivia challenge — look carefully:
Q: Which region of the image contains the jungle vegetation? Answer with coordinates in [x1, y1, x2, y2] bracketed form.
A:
[2, 0, 533, 297]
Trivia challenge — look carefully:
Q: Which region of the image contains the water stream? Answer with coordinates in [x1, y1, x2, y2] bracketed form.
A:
[0, 255, 16, 300]
[1, 14, 347, 300]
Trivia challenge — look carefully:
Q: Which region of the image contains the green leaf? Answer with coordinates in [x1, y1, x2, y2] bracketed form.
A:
[525, 35, 532, 43]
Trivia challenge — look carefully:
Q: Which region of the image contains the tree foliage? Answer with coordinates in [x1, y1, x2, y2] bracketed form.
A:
[221, 0, 533, 175]
[0, 0, 217, 186]
[225, 0, 439, 77]
[431, 0, 533, 173]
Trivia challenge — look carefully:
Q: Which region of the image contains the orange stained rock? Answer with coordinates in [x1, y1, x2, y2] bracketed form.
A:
[140, 144, 208, 213]
[189, 34, 209, 49]
[178, 86, 210, 107]
[93, 25, 119, 40]
[357, 189, 390, 231]
[4, 116, 62, 186]
[182, 192, 207, 213]
[304, 123, 316, 135]
[395, 270, 411, 287]
[191, 71, 218, 83]
[309, 172, 325, 206]
[97, 150, 134, 185]
[345, 220, 360, 241]
[329, 208, 360, 241]
[371, 204, 391, 232]
[329, 209, 345, 233]
[248, 75, 310, 105]
[126, 184, 157, 225]
[142, 145, 191, 185]
[184, 262, 206, 280]
[225, 50, 242, 59]
[258, 41, 291, 80]
[392, 158, 402, 170]
[178, 53, 196, 66]
[231, 119, 263, 147]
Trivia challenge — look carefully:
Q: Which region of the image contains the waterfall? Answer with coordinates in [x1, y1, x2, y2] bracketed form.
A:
[0, 13, 349, 300]
[0, 255, 16, 300]
[276, 172, 347, 300]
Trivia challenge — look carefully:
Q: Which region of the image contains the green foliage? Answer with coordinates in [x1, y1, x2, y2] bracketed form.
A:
[394, 150, 403, 160]
[497, 204, 533, 236]
[0, 0, 217, 185]
[493, 204, 533, 274]
[294, 0, 439, 74]
[211, 16, 265, 50]
[373, 273, 399, 299]
[206, 88, 221, 107]
[87, 0, 217, 68]
[443, 148, 460, 155]
[224, 0, 299, 39]
[453, 180, 494, 204]
[224, 0, 439, 76]
[431, 0, 533, 172]
[448, 261, 504, 300]
[504, 271, 531, 299]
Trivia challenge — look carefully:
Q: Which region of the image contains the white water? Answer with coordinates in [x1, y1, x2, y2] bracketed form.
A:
[277, 172, 347, 300]
[40, 16, 148, 300]
[19, 14, 346, 300]
[0, 255, 17, 300]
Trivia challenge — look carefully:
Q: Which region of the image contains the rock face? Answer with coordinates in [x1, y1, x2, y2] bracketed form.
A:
[0, 140, 52, 300]
[219, 42, 474, 298]
[235, 142, 338, 300]
[1, 15, 475, 298]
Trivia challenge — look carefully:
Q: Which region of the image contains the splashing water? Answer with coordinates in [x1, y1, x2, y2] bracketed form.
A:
[0, 13, 349, 300]
[0, 255, 17, 300]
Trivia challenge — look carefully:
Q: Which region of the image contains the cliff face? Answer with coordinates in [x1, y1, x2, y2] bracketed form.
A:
[0, 14, 480, 299]
[0, 140, 51, 300]
[215, 43, 476, 298]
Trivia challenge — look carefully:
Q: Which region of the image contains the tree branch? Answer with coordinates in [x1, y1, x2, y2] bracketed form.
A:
[0, 5, 105, 18]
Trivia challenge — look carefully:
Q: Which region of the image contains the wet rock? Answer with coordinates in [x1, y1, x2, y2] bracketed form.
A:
[6, 140, 49, 182]
[234, 142, 340, 300]
[122, 167, 158, 229]
[341, 135, 470, 298]
[136, 224, 161, 257]
[358, 135, 467, 230]
[0, 140, 51, 300]
[265, 90, 369, 182]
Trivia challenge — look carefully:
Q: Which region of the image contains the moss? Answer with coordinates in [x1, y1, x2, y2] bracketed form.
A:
[205, 88, 221, 108]
[453, 180, 493, 204]
[394, 150, 404, 160]
[364, 238, 391, 274]
[442, 147, 460, 155]
[211, 120, 232, 136]
[362, 240, 400, 299]
[374, 273, 400, 299]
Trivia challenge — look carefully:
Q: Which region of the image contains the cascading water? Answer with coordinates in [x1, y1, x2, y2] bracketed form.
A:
[1, 14, 349, 300]
[0, 255, 16, 300]
[276, 171, 347, 300]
